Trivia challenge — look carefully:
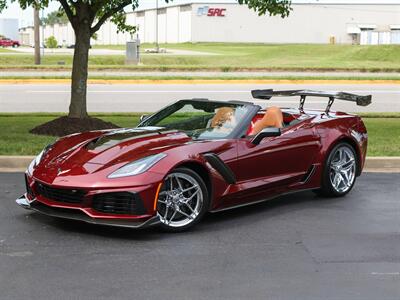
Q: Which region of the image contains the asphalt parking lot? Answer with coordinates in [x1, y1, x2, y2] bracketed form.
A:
[1, 172, 399, 300]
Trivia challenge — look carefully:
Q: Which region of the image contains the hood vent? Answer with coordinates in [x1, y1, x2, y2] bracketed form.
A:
[85, 127, 168, 151]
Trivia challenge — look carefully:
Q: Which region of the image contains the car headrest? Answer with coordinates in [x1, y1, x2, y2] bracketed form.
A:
[211, 107, 235, 127]
[249, 106, 283, 135]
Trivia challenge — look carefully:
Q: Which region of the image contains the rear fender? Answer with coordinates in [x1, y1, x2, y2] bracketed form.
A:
[317, 117, 367, 176]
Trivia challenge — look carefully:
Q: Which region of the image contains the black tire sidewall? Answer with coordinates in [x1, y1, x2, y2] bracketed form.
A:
[157, 167, 209, 232]
[321, 142, 358, 197]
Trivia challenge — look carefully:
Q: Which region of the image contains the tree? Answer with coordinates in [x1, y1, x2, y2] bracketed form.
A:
[41, 9, 69, 25]
[45, 35, 58, 48]
[0, 0, 291, 124]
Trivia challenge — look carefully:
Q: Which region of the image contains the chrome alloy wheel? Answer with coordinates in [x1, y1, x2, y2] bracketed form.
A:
[329, 146, 356, 193]
[157, 172, 204, 228]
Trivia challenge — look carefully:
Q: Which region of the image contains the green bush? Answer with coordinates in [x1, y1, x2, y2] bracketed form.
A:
[45, 36, 58, 49]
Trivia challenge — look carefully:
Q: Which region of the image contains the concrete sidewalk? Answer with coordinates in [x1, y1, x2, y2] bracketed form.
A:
[0, 156, 399, 173]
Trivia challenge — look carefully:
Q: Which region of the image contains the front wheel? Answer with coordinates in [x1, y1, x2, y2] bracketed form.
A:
[156, 168, 209, 232]
[316, 143, 358, 197]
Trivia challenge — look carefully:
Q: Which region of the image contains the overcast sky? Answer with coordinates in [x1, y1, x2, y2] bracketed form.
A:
[2, 0, 400, 27]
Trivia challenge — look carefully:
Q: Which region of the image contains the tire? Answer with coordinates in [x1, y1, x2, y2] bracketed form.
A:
[156, 167, 209, 232]
[316, 142, 358, 197]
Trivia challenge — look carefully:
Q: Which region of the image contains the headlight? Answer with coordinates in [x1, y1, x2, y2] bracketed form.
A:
[27, 144, 53, 175]
[108, 153, 166, 179]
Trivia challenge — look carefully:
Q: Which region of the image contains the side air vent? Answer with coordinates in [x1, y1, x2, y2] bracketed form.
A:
[301, 165, 316, 184]
[25, 174, 35, 198]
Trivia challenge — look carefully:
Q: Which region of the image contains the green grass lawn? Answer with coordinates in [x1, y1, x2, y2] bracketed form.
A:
[0, 113, 398, 156]
[0, 48, 17, 53]
[1, 43, 400, 71]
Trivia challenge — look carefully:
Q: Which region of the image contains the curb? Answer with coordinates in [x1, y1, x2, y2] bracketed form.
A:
[363, 157, 400, 173]
[0, 156, 34, 171]
[0, 156, 399, 173]
[0, 79, 399, 85]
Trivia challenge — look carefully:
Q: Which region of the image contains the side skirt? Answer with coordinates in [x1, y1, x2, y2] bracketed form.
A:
[209, 187, 317, 213]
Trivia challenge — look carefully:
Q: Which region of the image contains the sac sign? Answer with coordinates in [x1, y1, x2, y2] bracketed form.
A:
[197, 6, 226, 17]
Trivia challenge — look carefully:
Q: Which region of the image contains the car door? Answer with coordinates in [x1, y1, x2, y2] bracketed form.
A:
[232, 119, 321, 198]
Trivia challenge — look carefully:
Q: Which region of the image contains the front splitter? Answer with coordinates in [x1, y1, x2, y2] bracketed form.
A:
[16, 194, 160, 229]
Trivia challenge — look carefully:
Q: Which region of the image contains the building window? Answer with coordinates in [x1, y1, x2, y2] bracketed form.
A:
[358, 24, 377, 31]
[390, 25, 400, 31]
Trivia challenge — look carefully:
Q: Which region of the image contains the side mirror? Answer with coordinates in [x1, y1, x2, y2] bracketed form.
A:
[140, 114, 149, 122]
[251, 127, 281, 145]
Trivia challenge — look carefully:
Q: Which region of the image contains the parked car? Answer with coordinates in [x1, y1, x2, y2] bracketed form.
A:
[0, 38, 20, 47]
[17, 89, 371, 232]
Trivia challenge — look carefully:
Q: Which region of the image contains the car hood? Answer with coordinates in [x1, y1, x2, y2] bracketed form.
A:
[34, 127, 192, 180]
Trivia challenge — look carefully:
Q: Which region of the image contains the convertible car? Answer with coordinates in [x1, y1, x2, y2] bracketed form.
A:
[16, 89, 371, 232]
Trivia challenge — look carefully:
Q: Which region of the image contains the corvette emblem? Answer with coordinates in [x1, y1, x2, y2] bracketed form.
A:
[57, 168, 70, 176]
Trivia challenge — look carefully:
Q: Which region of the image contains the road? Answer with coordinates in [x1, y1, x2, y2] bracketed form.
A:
[0, 83, 399, 113]
[1, 71, 399, 78]
[1, 173, 399, 299]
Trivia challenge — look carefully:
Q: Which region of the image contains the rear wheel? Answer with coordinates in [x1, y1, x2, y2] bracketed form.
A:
[156, 168, 209, 232]
[316, 143, 357, 197]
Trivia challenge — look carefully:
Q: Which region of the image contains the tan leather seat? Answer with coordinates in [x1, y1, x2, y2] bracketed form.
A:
[249, 106, 283, 135]
[211, 107, 235, 127]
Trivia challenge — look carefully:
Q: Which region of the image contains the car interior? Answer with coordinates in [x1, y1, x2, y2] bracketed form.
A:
[210, 107, 235, 128]
[144, 102, 303, 139]
[246, 107, 302, 136]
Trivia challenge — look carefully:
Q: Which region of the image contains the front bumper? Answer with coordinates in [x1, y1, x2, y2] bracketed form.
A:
[16, 194, 160, 229]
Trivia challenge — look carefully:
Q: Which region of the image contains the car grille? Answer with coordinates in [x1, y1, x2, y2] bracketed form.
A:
[34, 182, 86, 204]
[92, 192, 146, 215]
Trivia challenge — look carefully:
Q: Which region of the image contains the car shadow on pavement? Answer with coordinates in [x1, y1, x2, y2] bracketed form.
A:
[200, 190, 346, 230]
[26, 190, 346, 239]
[28, 213, 163, 241]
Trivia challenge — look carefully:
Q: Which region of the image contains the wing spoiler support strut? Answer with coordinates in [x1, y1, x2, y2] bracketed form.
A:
[251, 89, 372, 113]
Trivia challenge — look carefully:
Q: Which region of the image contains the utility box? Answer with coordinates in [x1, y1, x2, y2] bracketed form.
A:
[126, 38, 140, 64]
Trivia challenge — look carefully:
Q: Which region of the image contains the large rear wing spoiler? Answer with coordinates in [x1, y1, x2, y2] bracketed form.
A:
[251, 89, 372, 113]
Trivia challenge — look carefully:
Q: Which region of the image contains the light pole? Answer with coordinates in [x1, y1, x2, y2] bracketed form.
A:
[155, 0, 159, 52]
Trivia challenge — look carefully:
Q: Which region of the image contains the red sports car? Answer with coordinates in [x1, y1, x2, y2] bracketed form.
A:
[0, 37, 20, 47]
[17, 89, 371, 232]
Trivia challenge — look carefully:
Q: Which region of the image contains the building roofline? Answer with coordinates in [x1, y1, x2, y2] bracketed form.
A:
[128, 1, 400, 13]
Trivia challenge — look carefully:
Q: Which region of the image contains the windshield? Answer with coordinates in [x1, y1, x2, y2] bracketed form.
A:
[138, 100, 252, 139]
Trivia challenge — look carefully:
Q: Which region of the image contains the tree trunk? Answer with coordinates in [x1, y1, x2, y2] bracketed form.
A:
[69, 24, 91, 118]
[33, 8, 41, 65]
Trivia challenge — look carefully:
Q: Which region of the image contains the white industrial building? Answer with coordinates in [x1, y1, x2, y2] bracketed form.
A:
[19, 21, 132, 47]
[19, 0, 400, 45]
[131, 0, 400, 44]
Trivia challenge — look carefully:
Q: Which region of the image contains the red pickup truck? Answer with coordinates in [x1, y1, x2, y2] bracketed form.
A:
[0, 38, 20, 47]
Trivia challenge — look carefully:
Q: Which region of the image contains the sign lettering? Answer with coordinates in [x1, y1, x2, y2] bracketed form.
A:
[197, 6, 226, 17]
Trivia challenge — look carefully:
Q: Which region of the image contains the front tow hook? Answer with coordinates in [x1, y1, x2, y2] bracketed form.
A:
[16, 194, 33, 209]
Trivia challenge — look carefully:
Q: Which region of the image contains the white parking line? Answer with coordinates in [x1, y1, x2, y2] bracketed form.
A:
[253, 100, 328, 104]
[25, 90, 400, 94]
[371, 272, 400, 276]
